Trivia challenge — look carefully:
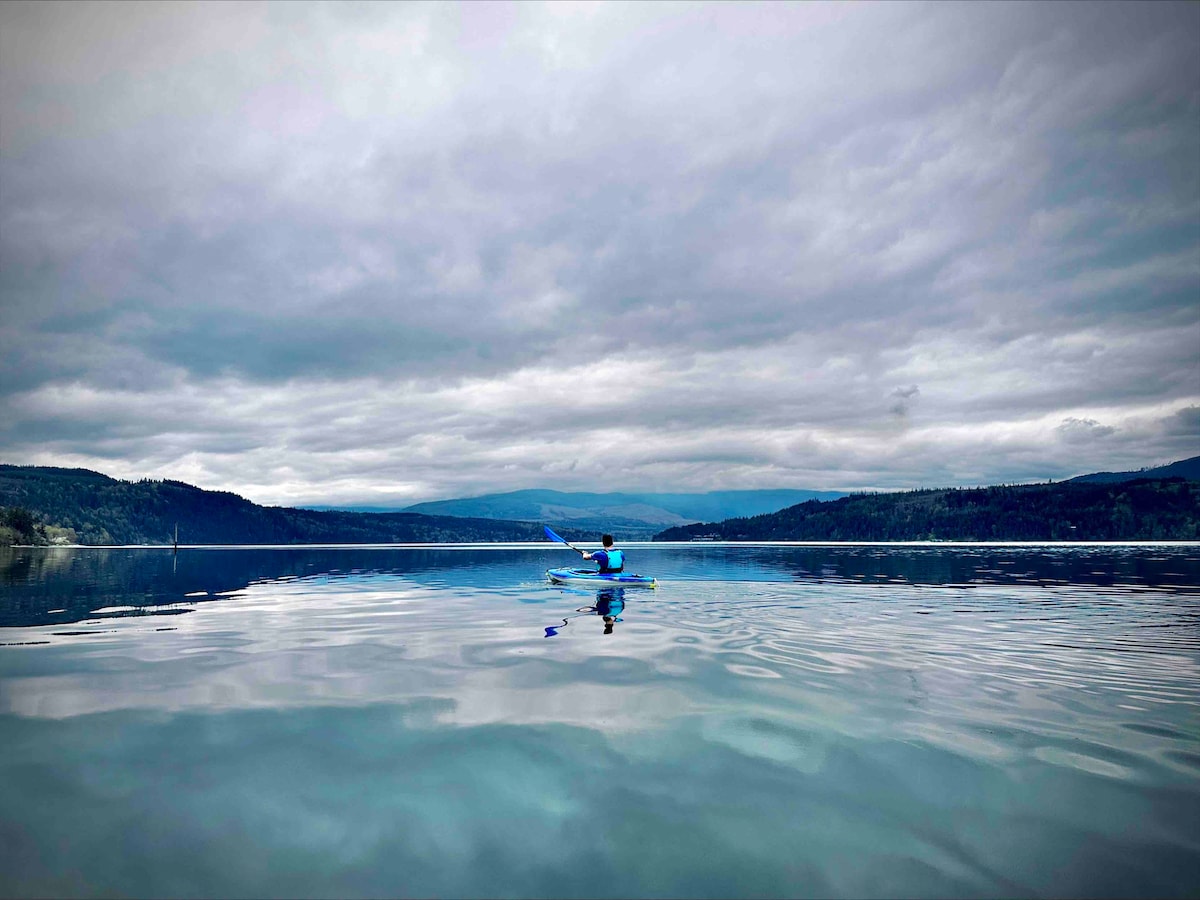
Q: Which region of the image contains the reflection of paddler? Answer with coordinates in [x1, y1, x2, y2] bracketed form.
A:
[543, 587, 627, 637]
[596, 588, 625, 635]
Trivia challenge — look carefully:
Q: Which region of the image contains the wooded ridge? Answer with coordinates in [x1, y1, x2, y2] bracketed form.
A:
[4, 459, 1198, 546]
[653, 475, 1200, 542]
[0, 466, 544, 546]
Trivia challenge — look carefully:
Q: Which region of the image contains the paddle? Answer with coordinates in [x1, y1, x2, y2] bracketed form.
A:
[543, 525, 586, 556]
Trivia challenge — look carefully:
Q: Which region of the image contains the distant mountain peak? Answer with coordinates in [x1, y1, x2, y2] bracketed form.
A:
[398, 488, 848, 538]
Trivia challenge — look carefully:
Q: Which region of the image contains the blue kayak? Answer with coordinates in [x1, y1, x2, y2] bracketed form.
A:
[546, 567, 657, 587]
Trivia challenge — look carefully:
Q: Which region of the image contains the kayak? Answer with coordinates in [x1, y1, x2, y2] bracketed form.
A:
[546, 567, 657, 587]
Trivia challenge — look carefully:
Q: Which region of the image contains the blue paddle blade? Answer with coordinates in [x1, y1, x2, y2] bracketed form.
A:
[544, 524, 585, 555]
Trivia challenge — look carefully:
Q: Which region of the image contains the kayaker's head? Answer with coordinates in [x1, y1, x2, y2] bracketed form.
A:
[601, 534, 614, 548]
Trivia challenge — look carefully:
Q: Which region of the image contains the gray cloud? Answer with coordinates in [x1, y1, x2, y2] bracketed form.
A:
[1056, 417, 1117, 444]
[2, 1, 1197, 503]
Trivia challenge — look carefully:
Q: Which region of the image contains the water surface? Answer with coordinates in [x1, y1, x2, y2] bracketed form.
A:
[1, 543, 1198, 898]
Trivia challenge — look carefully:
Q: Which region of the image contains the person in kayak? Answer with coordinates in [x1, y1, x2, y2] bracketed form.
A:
[582, 534, 624, 573]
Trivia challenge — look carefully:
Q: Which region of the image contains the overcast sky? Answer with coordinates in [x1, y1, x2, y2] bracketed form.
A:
[1, 1, 1197, 506]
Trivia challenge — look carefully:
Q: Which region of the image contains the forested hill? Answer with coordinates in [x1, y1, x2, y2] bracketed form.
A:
[1066, 456, 1200, 484]
[653, 478, 1200, 542]
[0, 466, 544, 546]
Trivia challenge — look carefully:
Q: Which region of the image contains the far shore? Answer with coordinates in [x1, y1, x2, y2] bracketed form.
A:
[7, 539, 1200, 550]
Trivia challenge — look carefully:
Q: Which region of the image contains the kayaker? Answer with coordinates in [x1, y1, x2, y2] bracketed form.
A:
[582, 534, 624, 573]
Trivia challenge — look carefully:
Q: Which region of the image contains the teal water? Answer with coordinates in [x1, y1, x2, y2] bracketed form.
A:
[1, 543, 1198, 898]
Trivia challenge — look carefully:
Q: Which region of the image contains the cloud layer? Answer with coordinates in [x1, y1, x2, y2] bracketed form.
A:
[2, 1, 1197, 504]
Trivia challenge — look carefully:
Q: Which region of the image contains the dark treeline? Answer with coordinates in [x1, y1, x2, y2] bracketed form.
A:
[654, 478, 1200, 542]
[7, 463, 1200, 546]
[0, 466, 544, 545]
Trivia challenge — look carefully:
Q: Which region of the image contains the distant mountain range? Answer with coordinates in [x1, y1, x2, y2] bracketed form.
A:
[653, 456, 1200, 542]
[3, 458, 1197, 546]
[397, 488, 847, 539]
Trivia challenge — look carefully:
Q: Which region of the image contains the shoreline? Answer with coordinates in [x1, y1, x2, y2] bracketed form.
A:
[6, 540, 1200, 550]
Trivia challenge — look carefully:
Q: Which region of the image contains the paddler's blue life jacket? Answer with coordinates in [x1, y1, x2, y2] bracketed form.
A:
[596, 548, 624, 573]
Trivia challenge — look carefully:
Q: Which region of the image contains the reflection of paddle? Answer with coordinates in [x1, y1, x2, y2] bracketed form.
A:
[544, 525, 586, 556]
[544, 617, 570, 637]
[544, 606, 596, 638]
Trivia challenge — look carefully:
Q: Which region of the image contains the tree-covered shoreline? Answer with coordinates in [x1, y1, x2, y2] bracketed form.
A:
[653, 478, 1200, 542]
[5, 462, 1199, 547]
[0, 466, 544, 546]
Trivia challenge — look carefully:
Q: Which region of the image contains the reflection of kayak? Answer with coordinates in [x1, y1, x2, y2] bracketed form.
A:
[546, 568, 657, 587]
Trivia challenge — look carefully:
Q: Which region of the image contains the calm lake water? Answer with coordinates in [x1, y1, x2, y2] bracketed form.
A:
[1, 542, 1198, 898]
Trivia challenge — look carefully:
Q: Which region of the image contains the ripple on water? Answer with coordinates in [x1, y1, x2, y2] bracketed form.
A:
[700, 713, 829, 771]
[724, 663, 782, 679]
